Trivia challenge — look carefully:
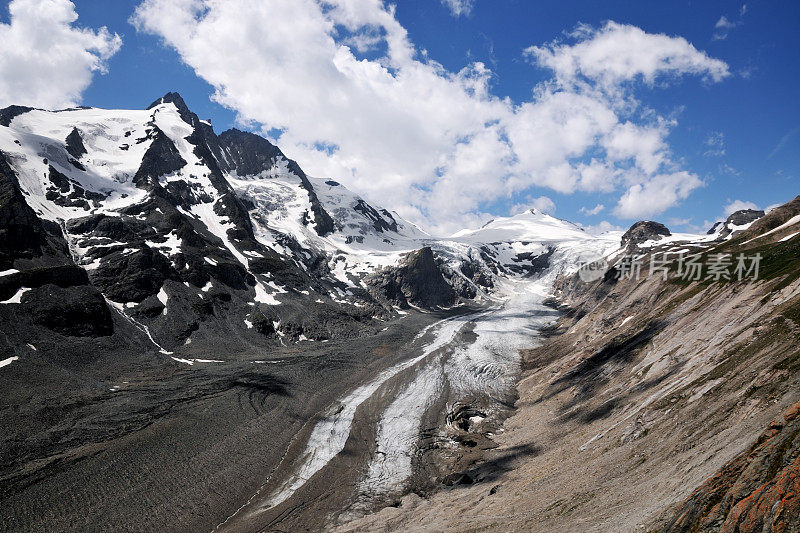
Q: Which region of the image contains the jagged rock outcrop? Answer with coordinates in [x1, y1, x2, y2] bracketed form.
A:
[508, 246, 554, 277]
[0, 105, 34, 127]
[64, 127, 87, 160]
[365, 247, 457, 309]
[458, 258, 494, 289]
[663, 402, 800, 533]
[621, 220, 671, 250]
[708, 208, 765, 239]
[147, 92, 195, 124]
[131, 128, 187, 188]
[727, 208, 765, 227]
[352, 199, 399, 233]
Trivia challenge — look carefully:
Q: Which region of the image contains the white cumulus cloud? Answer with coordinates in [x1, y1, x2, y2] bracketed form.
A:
[132, 2, 728, 233]
[580, 204, 605, 216]
[0, 0, 121, 109]
[615, 171, 703, 219]
[527, 21, 729, 88]
[511, 196, 556, 216]
[441, 0, 475, 17]
[723, 199, 759, 216]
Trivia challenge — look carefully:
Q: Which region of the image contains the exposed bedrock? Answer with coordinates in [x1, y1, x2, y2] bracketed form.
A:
[365, 247, 457, 309]
[663, 401, 800, 533]
[621, 220, 671, 250]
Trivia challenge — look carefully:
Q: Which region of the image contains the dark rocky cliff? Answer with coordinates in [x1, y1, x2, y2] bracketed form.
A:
[366, 246, 457, 309]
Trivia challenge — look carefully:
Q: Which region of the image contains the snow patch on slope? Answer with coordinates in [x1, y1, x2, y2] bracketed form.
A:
[0, 107, 156, 221]
[0, 356, 19, 369]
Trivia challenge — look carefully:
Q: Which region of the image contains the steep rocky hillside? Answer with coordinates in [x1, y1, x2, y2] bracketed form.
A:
[664, 401, 800, 532]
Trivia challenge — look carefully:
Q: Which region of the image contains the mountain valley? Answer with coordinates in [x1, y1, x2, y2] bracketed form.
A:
[1, 94, 799, 533]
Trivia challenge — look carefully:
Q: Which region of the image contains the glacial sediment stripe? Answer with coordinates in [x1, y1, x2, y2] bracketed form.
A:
[256, 313, 471, 511]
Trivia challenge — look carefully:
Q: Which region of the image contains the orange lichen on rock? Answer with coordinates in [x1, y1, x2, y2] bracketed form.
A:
[663, 401, 800, 533]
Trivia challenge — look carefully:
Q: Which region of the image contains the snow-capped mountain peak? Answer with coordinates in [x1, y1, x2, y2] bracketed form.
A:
[450, 208, 589, 243]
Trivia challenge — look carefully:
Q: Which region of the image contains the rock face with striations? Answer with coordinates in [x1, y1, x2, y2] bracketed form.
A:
[621, 221, 671, 251]
[365, 247, 457, 309]
[663, 401, 800, 533]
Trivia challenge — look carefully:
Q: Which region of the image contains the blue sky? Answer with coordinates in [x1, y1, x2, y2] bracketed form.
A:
[1, 0, 798, 234]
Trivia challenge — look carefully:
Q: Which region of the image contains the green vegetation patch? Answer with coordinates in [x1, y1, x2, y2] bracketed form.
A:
[652, 236, 800, 292]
